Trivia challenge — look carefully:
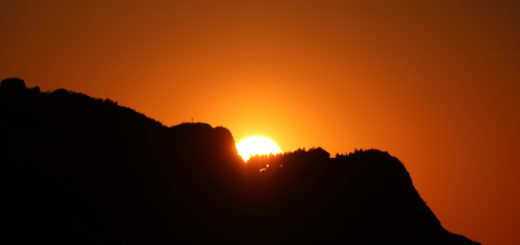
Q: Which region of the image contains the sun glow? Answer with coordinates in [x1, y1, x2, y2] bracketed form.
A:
[236, 136, 282, 161]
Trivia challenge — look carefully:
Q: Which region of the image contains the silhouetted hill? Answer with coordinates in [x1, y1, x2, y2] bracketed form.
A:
[1, 78, 479, 244]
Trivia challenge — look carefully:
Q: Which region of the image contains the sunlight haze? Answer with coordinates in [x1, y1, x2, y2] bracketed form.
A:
[1, 1, 519, 244]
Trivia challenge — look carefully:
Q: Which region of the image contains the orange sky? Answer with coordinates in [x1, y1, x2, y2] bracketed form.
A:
[1, 1, 519, 244]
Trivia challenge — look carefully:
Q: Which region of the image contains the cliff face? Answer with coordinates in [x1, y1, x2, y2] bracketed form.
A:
[1, 78, 478, 244]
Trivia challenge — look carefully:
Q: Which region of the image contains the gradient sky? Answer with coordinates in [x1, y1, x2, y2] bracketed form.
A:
[1, 1, 519, 244]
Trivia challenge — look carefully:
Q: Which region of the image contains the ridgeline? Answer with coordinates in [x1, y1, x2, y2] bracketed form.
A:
[1, 78, 479, 244]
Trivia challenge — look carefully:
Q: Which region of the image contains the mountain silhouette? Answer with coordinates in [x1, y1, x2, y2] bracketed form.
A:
[1, 78, 479, 244]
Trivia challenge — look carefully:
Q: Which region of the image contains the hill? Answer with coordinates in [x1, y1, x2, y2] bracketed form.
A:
[1, 78, 479, 244]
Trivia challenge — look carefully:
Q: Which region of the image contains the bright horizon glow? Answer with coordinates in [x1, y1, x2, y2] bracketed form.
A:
[236, 136, 282, 161]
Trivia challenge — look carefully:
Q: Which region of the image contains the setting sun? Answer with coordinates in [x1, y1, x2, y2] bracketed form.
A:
[236, 136, 282, 161]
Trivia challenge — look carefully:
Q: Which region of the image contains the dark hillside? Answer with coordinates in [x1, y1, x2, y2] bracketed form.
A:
[1, 78, 478, 244]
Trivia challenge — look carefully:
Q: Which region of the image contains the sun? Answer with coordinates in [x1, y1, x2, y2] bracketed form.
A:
[236, 136, 282, 161]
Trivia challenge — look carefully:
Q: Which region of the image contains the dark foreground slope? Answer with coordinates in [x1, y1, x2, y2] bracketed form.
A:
[1, 78, 478, 244]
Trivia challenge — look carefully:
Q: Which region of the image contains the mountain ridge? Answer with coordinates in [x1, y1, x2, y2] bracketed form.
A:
[1, 78, 479, 244]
